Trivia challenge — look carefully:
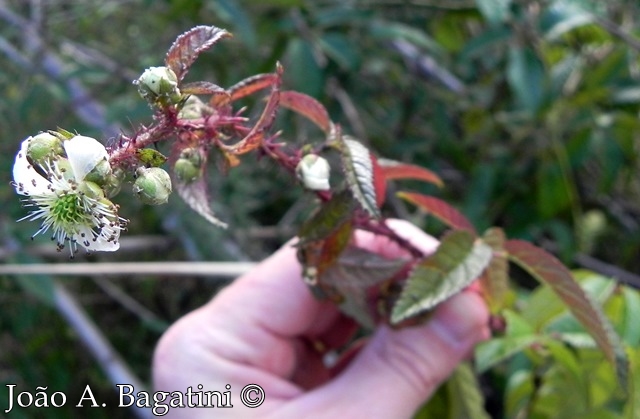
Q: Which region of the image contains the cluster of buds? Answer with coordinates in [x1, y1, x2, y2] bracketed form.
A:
[12, 62, 335, 256]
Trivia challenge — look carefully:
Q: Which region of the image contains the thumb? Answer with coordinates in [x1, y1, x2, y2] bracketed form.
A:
[296, 289, 489, 418]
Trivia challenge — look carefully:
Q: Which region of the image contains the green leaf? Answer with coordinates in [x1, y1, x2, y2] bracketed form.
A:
[542, 1, 595, 41]
[165, 25, 232, 82]
[209, 0, 257, 50]
[622, 287, 640, 346]
[536, 161, 571, 218]
[12, 274, 56, 307]
[479, 227, 509, 314]
[9, 254, 56, 306]
[624, 347, 640, 419]
[298, 190, 356, 243]
[368, 20, 443, 53]
[447, 363, 491, 419]
[136, 148, 168, 167]
[476, 311, 539, 373]
[318, 32, 360, 71]
[507, 45, 545, 113]
[336, 136, 381, 219]
[397, 192, 476, 234]
[284, 38, 324, 98]
[475, 0, 512, 26]
[505, 240, 628, 389]
[391, 230, 492, 324]
[505, 370, 535, 419]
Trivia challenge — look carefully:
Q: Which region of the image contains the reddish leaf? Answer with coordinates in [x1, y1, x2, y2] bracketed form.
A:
[336, 135, 381, 219]
[165, 26, 232, 82]
[480, 227, 509, 314]
[224, 65, 283, 155]
[321, 246, 407, 329]
[397, 192, 476, 234]
[505, 239, 628, 387]
[297, 220, 353, 292]
[378, 158, 444, 188]
[212, 73, 280, 107]
[391, 230, 492, 324]
[280, 90, 331, 133]
[181, 81, 227, 96]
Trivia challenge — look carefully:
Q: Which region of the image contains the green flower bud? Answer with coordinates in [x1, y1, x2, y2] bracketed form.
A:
[84, 158, 112, 186]
[134, 66, 182, 106]
[174, 148, 204, 184]
[26, 132, 65, 167]
[174, 159, 200, 183]
[180, 148, 204, 166]
[133, 167, 172, 205]
[296, 154, 331, 191]
[178, 96, 207, 120]
[103, 167, 125, 198]
[78, 180, 105, 200]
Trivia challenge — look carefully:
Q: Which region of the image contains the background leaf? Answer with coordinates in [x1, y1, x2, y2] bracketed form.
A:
[505, 239, 628, 388]
[391, 230, 492, 323]
[447, 363, 492, 419]
[507, 45, 545, 113]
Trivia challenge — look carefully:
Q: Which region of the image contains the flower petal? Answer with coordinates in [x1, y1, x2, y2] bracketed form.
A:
[64, 135, 109, 181]
[72, 225, 120, 252]
[13, 137, 51, 195]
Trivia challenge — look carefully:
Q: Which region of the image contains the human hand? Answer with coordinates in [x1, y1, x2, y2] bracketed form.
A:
[153, 219, 490, 418]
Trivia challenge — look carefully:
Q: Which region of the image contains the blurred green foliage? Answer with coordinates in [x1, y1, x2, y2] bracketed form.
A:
[1, 0, 640, 417]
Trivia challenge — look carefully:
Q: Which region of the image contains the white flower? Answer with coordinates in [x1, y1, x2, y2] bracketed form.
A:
[12, 135, 127, 256]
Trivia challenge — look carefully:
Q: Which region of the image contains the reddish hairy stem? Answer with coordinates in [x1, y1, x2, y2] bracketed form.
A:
[354, 215, 426, 259]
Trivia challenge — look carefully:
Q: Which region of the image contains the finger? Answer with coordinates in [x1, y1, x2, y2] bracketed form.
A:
[354, 218, 439, 259]
[276, 289, 490, 418]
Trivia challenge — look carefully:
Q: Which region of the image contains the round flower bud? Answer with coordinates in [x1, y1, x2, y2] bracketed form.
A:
[78, 180, 106, 200]
[134, 66, 182, 106]
[178, 96, 207, 120]
[26, 132, 65, 167]
[174, 148, 204, 184]
[133, 167, 172, 205]
[296, 154, 331, 191]
[84, 158, 112, 186]
[174, 159, 200, 183]
[103, 167, 125, 198]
